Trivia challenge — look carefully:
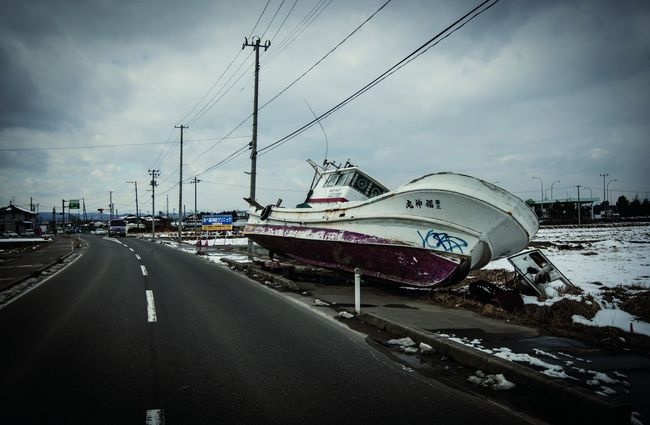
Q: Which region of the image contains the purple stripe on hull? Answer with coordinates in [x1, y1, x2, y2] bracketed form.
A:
[246, 228, 470, 287]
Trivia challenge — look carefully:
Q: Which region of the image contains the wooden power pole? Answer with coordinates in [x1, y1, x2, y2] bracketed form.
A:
[242, 36, 270, 255]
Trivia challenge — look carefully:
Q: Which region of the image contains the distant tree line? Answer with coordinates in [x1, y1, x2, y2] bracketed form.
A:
[529, 196, 649, 224]
[610, 195, 650, 217]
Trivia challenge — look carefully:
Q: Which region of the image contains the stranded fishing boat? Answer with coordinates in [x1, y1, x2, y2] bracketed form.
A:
[244, 160, 539, 287]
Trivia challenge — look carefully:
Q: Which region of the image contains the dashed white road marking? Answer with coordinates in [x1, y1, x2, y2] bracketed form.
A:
[129, 247, 134, 252]
[136, 254, 142, 260]
[141, 265, 148, 276]
[145, 408, 163, 424]
[146, 290, 157, 323]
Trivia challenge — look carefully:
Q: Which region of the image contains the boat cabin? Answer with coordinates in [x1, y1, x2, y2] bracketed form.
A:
[306, 167, 389, 205]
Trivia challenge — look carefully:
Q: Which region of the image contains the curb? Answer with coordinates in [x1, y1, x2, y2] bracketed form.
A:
[223, 257, 630, 425]
[357, 310, 629, 425]
[6, 248, 78, 290]
[220, 258, 299, 291]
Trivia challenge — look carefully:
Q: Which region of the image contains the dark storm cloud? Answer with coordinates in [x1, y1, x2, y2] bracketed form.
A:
[0, 0, 222, 44]
[0, 46, 55, 130]
[0, 0, 227, 132]
[438, 0, 649, 101]
[0, 0, 647, 210]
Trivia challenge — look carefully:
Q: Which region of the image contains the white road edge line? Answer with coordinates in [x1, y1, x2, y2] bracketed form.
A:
[145, 408, 163, 424]
[141, 265, 148, 276]
[0, 253, 83, 311]
[146, 290, 157, 323]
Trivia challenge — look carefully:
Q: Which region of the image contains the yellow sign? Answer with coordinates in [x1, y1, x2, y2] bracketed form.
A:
[202, 224, 233, 231]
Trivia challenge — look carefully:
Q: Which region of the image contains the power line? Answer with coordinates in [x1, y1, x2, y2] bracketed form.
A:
[195, 142, 252, 178]
[188, 114, 254, 167]
[0, 140, 171, 152]
[177, 0, 271, 127]
[156, 142, 250, 198]
[177, 0, 334, 168]
[268, 0, 298, 44]
[199, 179, 306, 193]
[262, 0, 334, 66]
[176, 51, 247, 126]
[248, 0, 271, 39]
[149, 130, 179, 173]
[184, 0, 390, 175]
[258, 0, 499, 156]
[182, 0, 497, 181]
[259, 0, 286, 40]
[184, 50, 254, 127]
[260, 0, 392, 112]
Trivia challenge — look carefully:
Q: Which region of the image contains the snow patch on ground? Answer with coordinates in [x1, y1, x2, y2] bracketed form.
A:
[468, 370, 515, 390]
[485, 225, 650, 336]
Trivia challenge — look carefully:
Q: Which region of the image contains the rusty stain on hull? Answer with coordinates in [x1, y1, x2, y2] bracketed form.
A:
[246, 224, 471, 287]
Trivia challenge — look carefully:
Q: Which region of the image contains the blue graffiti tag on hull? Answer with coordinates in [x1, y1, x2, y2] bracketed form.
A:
[417, 229, 467, 253]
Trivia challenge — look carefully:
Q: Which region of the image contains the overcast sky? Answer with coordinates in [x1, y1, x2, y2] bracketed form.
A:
[1, 0, 648, 217]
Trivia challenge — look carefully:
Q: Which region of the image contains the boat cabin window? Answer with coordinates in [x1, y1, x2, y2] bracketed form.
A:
[322, 169, 388, 198]
[324, 173, 338, 187]
[323, 171, 353, 188]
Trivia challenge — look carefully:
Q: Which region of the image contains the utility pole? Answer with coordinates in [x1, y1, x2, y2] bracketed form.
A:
[127, 181, 139, 230]
[109, 191, 114, 220]
[243, 36, 270, 255]
[576, 185, 581, 225]
[192, 177, 202, 234]
[62, 199, 66, 229]
[82, 198, 87, 222]
[148, 169, 160, 238]
[175, 124, 188, 245]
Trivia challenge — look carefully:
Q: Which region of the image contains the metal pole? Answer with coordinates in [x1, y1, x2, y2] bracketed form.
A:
[600, 173, 608, 215]
[152, 181, 155, 237]
[176, 125, 187, 246]
[148, 169, 159, 238]
[193, 177, 201, 236]
[576, 185, 581, 225]
[607, 179, 617, 214]
[135, 182, 139, 230]
[354, 268, 362, 314]
[550, 180, 560, 201]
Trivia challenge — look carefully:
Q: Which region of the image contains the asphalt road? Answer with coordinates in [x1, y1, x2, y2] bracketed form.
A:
[0, 235, 531, 424]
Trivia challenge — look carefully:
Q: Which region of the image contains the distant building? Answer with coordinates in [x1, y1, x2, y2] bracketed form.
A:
[529, 197, 599, 223]
[0, 204, 37, 234]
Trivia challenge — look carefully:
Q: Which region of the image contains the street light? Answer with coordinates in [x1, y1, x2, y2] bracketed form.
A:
[549, 180, 560, 201]
[600, 173, 609, 213]
[607, 179, 618, 214]
[532, 176, 544, 216]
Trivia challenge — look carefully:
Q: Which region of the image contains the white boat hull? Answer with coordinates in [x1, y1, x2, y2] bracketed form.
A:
[245, 172, 538, 287]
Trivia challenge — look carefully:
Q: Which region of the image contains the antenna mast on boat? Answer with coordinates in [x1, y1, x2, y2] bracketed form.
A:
[304, 99, 328, 164]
